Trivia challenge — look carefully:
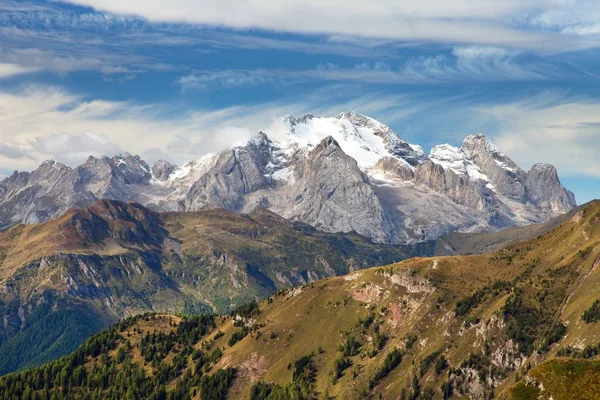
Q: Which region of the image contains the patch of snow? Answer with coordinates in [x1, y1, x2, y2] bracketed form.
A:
[409, 143, 426, 157]
[494, 159, 517, 173]
[429, 144, 467, 175]
[169, 161, 195, 181]
[430, 144, 491, 183]
[272, 167, 295, 183]
[281, 113, 414, 171]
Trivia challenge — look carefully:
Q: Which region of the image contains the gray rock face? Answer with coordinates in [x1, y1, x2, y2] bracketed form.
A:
[526, 163, 577, 214]
[111, 153, 151, 185]
[414, 161, 486, 211]
[286, 136, 396, 243]
[0, 112, 577, 244]
[372, 157, 415, 181]
[460, 134, 528, 201]
[152, 160, 176, 181]
[184, 133, 274, 211]
[427, 134, 576, 228]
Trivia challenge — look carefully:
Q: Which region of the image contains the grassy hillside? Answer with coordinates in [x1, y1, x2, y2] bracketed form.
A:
[2, 200, 600, 399]
[433, 205, 579, 256]
[0, 200, 425, 374]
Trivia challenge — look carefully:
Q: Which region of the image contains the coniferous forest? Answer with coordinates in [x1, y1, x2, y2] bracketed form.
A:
[0, 313, 236, 400]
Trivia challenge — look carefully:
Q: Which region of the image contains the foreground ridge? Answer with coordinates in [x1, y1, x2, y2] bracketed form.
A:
[1, 201, 600, 399]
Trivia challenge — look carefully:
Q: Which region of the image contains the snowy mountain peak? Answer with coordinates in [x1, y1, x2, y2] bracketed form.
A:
[283, 114, 314, 127]
[429, 144, 467, 175]
[337, 111, 383, 128]
[429, 143, 491, 183]
[461, 133, 521, 174]
[280, 113, 403, 170]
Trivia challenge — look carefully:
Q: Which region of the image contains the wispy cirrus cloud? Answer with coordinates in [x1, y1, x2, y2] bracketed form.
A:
[177, 70, 278, 91]
[0, 47, 132, 74]
[183, 47, 557, 89]
[0, 63, 39, 79]
[479, 91, 600, 178]
[0, 7, 400, 59]
[58, 0, 600, 52]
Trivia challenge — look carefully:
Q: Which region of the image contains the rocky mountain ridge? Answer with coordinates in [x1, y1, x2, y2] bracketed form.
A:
[0, 112, 576, 243]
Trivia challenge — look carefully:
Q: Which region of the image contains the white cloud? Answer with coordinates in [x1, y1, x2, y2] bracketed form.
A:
[354, 62, 391, 71]
[32, 132, 123, 166]
[450, 46, 551, 80]
[316, 63, 340, 70]
[310, 48, 553, 83]
[58, 0, 600, 51]
[0, 84, 422, 172]
[177, 51, 554, 91]
[479, 93, 600, 177]
[0, 63, 39, 79]
[0, 47, 132, 74]
[523, 1, 600, 36]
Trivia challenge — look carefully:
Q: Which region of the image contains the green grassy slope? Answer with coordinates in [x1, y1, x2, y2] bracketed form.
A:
[2, 201, 600, 399]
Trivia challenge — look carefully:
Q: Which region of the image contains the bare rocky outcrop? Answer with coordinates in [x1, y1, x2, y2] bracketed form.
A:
[371, 156, 414, 181]
[151, 160, 177, 181]
[286, 136, 397, 243]
[414, 160, 486, 210]
[526, 163, 577, 214]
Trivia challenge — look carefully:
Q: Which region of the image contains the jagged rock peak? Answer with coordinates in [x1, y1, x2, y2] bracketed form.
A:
[38, 159, 71, 170]
[529, 163, 557, 174]
[0, 112, 578, 245]
[526, 163, 576, 212]
[337, 111, 375, 124]
[461, 133, 516, 164]
[315, 135, 340, 150]
[461, 133, 500, 153]
[110, 153, 151, 185]
[283, 114, 314, 127]
[152, 160, 177, 181]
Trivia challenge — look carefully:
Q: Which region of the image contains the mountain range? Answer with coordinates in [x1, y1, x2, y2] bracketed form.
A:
[0, 112, 576, 244]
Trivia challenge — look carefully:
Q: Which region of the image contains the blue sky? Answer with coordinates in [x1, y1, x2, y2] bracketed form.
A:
[1, 0, 600, 203]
